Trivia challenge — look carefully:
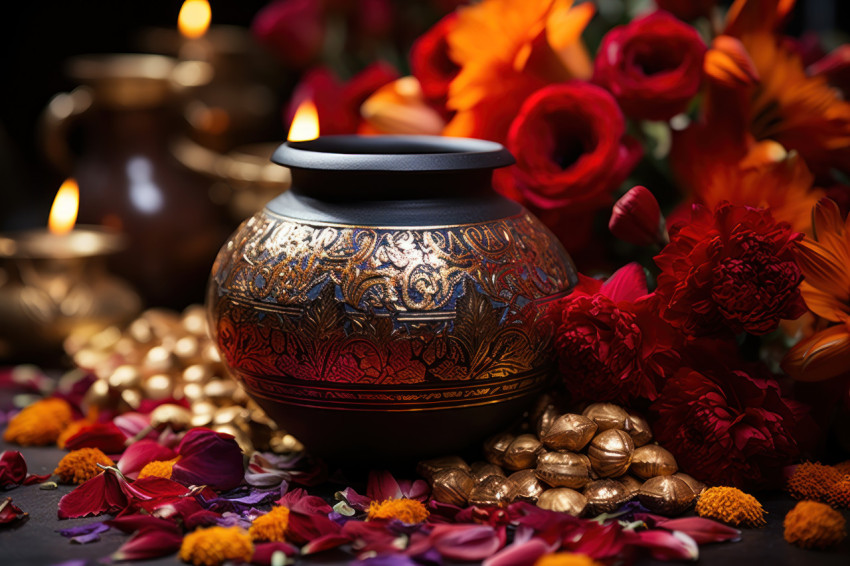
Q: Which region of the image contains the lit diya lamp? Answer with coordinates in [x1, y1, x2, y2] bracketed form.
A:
[0, 180, 141, 360]
[206, 101, 578, 461]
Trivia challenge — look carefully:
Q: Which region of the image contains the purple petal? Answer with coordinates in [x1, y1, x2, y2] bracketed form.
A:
[57, 522, 109, 538]
[360, 555, 421, 566]
[171, 429, 244, 491]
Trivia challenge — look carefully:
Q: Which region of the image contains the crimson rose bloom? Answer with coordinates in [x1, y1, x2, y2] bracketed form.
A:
[593, 11, 706, 121]
[655, 0, 715, 21]
[654, 202, 806, 336]
[505, 82, 642, 212]
[410, 12, 459, 109]
[553, 264, 679, 405]
[652, 361, 808, 488]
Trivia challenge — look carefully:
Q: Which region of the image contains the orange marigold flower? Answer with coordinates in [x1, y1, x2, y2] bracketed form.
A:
[834, 461, 850, 475]
[57, 420, 92, 449]
[249, 506, 290, 542]
[55, 448, 114, 484]
[696, 486, 767, 527]
[367, 498, 429, 524]
[3, 398, 73, 446]
[783, 500, 847, 549]
[535, 552, 603, 566]
[825, 476, 850, 509]
[782, 199, 850, 382]
[786, 461, 843, 501]
[179, 526, 253, 566]
[138, 458, 180, 480]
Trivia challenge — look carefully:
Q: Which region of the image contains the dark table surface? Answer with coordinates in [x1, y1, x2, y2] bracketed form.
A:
[1, 440, 849, 566]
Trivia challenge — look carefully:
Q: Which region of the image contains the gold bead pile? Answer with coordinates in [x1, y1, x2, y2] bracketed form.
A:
[419, 400, 703, 517]
[64, 306, 302, 456]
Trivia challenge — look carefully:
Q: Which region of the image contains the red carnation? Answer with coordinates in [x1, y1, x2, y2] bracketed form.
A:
[410, 12, 460, 109]
[505, 82, 642, 213]
[552, 264, 680, 405]
[654, 0, 715, 21]
[652, 359, 809, 489]
[592, 11, 706, 121]
[654, 202, 806, 336]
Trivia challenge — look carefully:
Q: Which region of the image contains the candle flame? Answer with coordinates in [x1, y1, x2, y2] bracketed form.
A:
[178, 0, 211, 39]
[288, 99, 320, 142]
[49, 178, 79, 235]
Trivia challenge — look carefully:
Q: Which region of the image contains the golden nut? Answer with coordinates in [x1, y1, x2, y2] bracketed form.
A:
[417, 456, 470, 482]
[508, 469, 545, 503]
[107, 365, 143, 390]
[537, 488, 587, 516]
[213, 406, 249, 427]
[483, 432, 515, 467]
[529, 394, 556, 425]
[470, 461, 505, 483]
[616, 475, 643, 496]
[587, 429, 634, 478]
[536, 451, 592, 489]
[182, 305, 209, 336]
[143, 374, 174, 401]
[431, 468, 475, 506]
[502, 434, 544, 471]
[673, 473, 707, 497]
[536, 404, 560, 438]
[173, 335, 200, 361]
[584, 479, 631, 514]
[204, 379, 238, 402]
[468, 475, 516, 508]
[183, 364, 212, 384]
[541, 414, 597, 452]
[637, 475, 695, 516]
[150, 403, 192, 430]
[582, 403, 629, 431]
[630, 445, 678, 479]
[143, 346, 175, 373]
[624, 413, 653, 447]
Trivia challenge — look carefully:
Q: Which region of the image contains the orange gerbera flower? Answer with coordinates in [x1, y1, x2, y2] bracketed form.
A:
[782, 199, 850, 381]
[443, 0, 594, 143]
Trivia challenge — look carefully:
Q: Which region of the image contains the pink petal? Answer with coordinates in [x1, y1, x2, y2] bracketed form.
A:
[302, 533, 353, 555]
[0, 451, 28, 489]
[343, 521, 404, 555]
[278, 488, 333, 515]
[111, 526, 183, 561]
[252, 541, 300, 565]
[429, 524, 504, 561]
[112, 412, 152, 439]
[63, 422, 128, 454]
[171, 428, 244, 491]
[482, 538, 554, 566]
[601, 262, 649, 303]
[22, 473, 52, 486]
[367, 470, 403, 501]
[628, 529, 699, 561]
[338, 486, 373, 511]
[0, 497, 26, 524]
[117, 440, 177, 479]
[106, 513, 178, 533]
[120, 476, 192, 501]
[637, 515, 741, 544]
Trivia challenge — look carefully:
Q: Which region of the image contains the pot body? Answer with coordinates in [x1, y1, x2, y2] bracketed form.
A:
[207, 137, 577, 460]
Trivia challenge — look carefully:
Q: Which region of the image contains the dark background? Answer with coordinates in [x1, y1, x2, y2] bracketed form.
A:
[0, 0, 847, 231]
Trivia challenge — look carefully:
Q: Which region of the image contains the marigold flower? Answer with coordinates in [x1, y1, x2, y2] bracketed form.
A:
[249, 506, 290, 542]
[3, 398, 73, 446]
[57, 420, 91, 449]
[834, 461, 850, 475]
[783, 500, 847, 549]
[535, 552, 602, 566]
[825, 476, 850, 509]
[54, 448, 114, 485]
[786, 462, 843, 501]
[695, 486, 767, 527]
[367, 498, 429, 524]
[138, 458, 179, 480]
[179, 526, 253, 566]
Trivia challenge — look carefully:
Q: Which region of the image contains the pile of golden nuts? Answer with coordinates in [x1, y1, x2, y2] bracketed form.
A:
[419, 401, 706, 517]
[63, 306, 301, 455]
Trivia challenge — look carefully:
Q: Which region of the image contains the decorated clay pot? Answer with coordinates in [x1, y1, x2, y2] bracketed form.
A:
[207, 135, 577, 460]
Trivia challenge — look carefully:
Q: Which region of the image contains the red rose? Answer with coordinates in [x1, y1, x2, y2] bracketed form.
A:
[654, 202, 806, 336]
[251, 0, 325, 69]
[410, 13, 460, 109]
[504, 82, 642, 213]
[286, 63, 399, 135]
[652, 359, 809, 488]
[552, 264, 680, 405]
[654, 0, 715, 21]
[592, 11, 706, 121]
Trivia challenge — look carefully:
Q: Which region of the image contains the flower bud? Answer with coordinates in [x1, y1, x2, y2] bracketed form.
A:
[609, 186, 667, 246]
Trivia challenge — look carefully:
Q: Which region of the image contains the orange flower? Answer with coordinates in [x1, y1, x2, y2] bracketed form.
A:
[443, 0, 593, 143]
[782, 199, 850, 381]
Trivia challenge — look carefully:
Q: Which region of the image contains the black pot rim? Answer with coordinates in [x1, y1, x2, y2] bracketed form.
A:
[272, 135, 515, 172]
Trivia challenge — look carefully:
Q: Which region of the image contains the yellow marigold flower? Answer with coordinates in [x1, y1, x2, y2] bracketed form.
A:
[179, 526, 253, 566]
[825, 476, 850, 509]
[138, 458, 180, 480]
[695, 486, 767, 527]
[249, 506, 290, 542]
[534, 552, 603, 566]
[367, 498, 429, 524]
[3, 398, 73, 446]
[784, 501, 846, 549]
[54, 448, 114, 484]
[786, 462, 842, 502]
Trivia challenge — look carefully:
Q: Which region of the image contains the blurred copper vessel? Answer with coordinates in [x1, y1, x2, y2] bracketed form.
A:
[207, 136, 577, 460]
